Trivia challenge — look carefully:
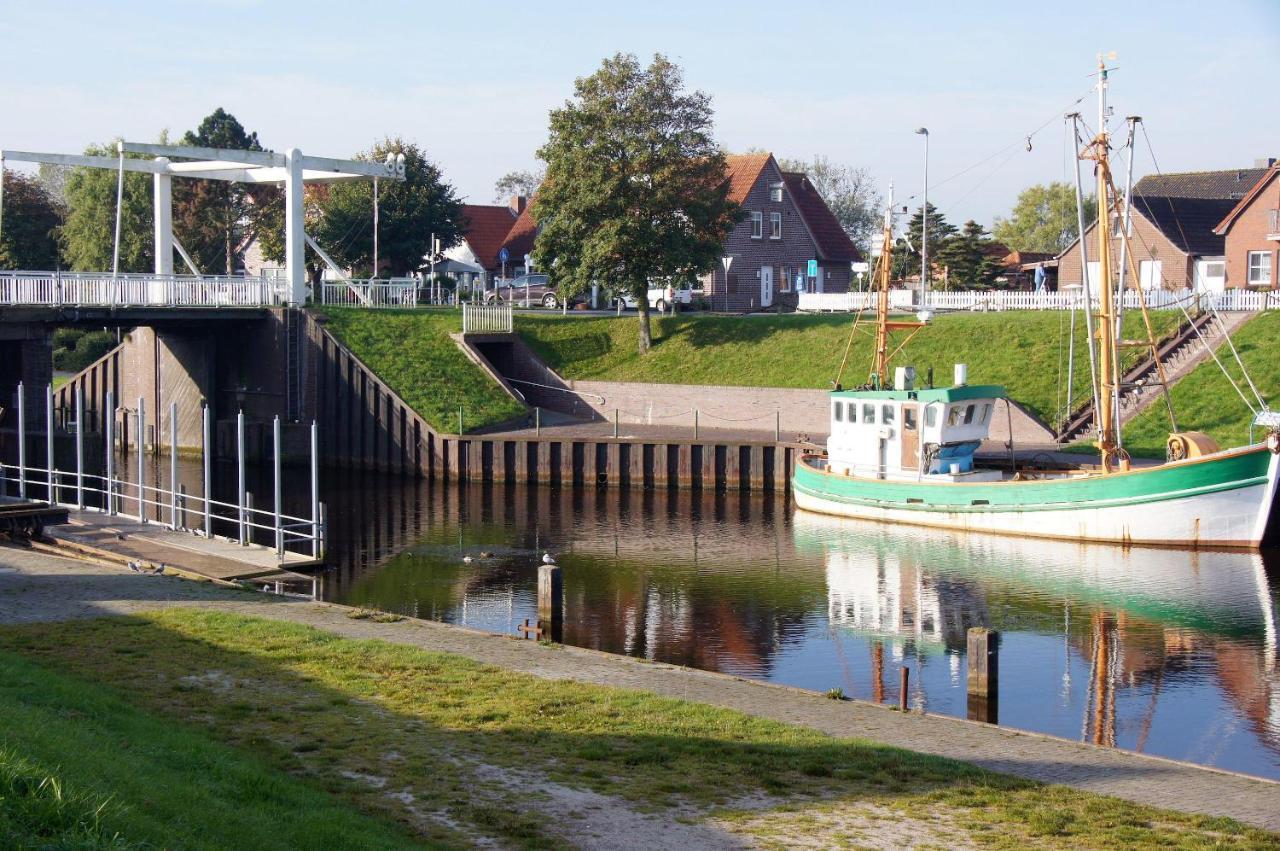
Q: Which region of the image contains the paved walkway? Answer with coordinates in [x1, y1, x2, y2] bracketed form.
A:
[2, 545, 1277, 831]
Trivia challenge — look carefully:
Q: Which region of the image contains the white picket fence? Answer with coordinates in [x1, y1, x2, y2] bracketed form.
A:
[798, 288, 1280, 313]
[462, 302, 513, 334]
[317, 278, 418, 308]
[0, 271, 290, 308]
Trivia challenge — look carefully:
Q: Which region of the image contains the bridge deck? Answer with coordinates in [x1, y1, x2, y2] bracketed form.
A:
[43, 512, 319, 583]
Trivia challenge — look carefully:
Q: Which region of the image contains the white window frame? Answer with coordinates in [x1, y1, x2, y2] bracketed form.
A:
[770, 212, 782, 240]
[769, 183, 784, 203]
[1247, 251, 1272, 285]
[750, 211, 762, 239]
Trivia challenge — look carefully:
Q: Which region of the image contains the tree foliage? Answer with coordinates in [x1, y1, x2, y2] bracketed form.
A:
[891, 203, 956, 282]
[0, 169, 64, 269]
[534, 53, 741, 354]
[60, 141, 154, 273]
[313, 138, 464, 277]
[936, 219, 1001, 289]
[776, 155, 880, 251]
[492, 168, 544, 203]
[993, 181, 1096, 254]
[174, 108, 267, 275]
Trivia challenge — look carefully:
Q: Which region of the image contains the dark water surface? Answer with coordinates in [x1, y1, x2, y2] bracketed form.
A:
[311, 469, 1280, 781]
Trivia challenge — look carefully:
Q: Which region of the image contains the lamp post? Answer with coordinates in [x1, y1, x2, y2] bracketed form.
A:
[915, 127, 929, 308]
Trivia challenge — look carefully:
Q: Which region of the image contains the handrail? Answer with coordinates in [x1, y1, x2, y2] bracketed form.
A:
[504, 377, 607, 403]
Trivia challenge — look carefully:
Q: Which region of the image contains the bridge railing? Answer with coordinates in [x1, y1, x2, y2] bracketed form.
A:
[0, 271, 290, 308]
[462, 302, 513, 334]
[799, 287, 1280, 313]
[317, 278, 418, 308]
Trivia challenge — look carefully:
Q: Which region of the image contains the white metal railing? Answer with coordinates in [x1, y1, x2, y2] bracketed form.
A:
[1, 382, 325, 564]
[318, 278, 418, 308]
[0, 271, 290, 308]
[798, 287, 1280, 313]
[462, 302, 513, 333]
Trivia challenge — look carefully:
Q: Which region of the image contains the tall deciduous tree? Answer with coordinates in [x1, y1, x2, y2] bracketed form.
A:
[492, 168, 544, 203]
[777, 155, 880, 252]
[993, 181, 1096, 254]
[0, 169, 64, 269]
[314, 138, 463, 276]
[61, 141, 154, 272]
[174, 108, 267, 274]
[535, 53, 740, 354]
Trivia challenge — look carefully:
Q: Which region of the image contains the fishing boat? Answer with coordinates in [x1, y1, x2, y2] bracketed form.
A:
[793, 59, 1280, 549]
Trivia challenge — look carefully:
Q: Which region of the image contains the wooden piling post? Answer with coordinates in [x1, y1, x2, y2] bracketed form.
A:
[537, 562, 563, 643]
[899, 666, 909, 712]
[966, 627, 999, 724]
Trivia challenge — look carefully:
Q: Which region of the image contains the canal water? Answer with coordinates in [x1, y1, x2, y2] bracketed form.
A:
[91, 455, 1280, 780]
[314, 469, 1280, 781]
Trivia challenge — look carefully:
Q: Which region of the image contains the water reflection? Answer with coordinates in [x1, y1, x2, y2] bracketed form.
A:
[310, 471, 1280, 779]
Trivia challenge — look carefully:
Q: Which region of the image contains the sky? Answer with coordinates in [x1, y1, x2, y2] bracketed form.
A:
[2, 0, 1278, 226]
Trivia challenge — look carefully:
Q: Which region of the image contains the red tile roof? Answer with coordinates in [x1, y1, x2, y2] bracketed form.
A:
[781, 171, 860, 263]
[723, 153, 772, 205]
[460, 204, 519, 269]
[499, 203, 538, 262]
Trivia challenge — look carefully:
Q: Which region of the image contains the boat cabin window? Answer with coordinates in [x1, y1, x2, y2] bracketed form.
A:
[863, 403, 876, 424]
[848, 403, 858, 424]
[882, 405, 895, 425]
[981, 403, 992, 425]
[963, 404, 976, 425]
[925, 405, 937, 428]
[833, 401, 844, 423]
[904, 408, 917, 430]
[947, 405, 963, 427]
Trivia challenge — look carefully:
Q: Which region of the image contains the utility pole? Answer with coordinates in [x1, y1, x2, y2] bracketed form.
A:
[915, 127, 930, 308]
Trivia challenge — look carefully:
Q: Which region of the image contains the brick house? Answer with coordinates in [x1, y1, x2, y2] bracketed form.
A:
[702, 153, 860, 310]
[445, 196, 529, 286]
[1212, 163, 1280, 290]
[1057, 166, 1272, 292]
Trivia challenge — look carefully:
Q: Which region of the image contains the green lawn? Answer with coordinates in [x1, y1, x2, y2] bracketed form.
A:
[518, 311, 1183, 425]
[316, 307, 525, 434]
[1, 610, 1275, 849]
[1123, 312, 1280, 457]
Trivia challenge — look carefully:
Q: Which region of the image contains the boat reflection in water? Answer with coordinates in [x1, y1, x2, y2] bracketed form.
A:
[319, 475, 1280, 779]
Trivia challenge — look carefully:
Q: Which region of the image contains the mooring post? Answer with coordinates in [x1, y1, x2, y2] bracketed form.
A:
[136, 396, 145, 522]
[202, 404, 212, 537]
[694, 409, 699, 440]
[273, 416, 282, 557]
[74, 383, 84, 509]
[310, 421, 320, 559]
[45, 385, 54, 504]
[899, 666, 910, 712]
[16, 382, 26, 499]
[537, 562, 563, 643]
[237, 410, 247, 546]
[169, 401, 178, 529]
[457, 406, 463, 436]
[535, 406, 541, 436]
[613, 408, 618, 438]
[178, 484, 187, 530]
[775, 410, 781, 442]
[966, 627, 999, 724]
[104, 390, 114, 514]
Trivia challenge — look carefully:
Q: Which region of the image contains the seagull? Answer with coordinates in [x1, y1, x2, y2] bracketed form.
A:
[542, 552, 556, 565]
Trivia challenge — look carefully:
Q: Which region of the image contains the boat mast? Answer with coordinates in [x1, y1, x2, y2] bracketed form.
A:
[871, 187, 896, 384]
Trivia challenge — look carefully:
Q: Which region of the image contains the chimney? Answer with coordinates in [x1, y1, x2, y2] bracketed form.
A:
[1255, 158, 1277, 169]
[509, 195, 527, 215]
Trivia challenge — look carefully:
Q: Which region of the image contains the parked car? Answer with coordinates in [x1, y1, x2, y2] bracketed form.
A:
[484, 274, 584, 309]
[618, 282, 695, 313]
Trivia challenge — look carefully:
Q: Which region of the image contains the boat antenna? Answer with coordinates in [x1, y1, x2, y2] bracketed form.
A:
[868, 184, 926, 387]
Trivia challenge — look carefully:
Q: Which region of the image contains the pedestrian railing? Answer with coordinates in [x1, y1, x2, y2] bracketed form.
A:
[798, 287, 1280, 313]
[0, 271, 290, 308]
[462, 302, 513, 333]
[318, 278, 418, 308]
[0, 382, 325, 562]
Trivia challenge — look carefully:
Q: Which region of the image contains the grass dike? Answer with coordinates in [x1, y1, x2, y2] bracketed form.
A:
[1, 606, 1277, 848]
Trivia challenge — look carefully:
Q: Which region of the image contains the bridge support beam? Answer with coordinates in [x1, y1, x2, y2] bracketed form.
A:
[153, 158, 173, 276]
[285, 148, 306, 306]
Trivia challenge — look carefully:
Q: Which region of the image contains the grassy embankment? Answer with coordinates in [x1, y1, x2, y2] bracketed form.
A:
[2, 609, 1275, 849]
[518, 311, 1181, 425]
[1122, 312, 1280, 457]
[318, 307, 525, 433]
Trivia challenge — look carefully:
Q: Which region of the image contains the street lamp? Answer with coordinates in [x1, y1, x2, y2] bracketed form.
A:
[915, 127, 929, 307]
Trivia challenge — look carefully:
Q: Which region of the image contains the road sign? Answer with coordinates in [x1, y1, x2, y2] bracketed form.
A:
[498, 247, 509, 263]
[807, 259, 818, 278]
[851, 261, 870, 274]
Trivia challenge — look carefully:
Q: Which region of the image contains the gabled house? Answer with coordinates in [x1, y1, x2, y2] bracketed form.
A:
[1213, 162, 1280, 290]
[444, 196, 529, 287]
[1054, 166, 1272, 292]
[703, 153, 860, 310]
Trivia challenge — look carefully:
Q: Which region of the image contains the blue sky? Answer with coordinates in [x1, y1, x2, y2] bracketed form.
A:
[3, 0, 1277, 225]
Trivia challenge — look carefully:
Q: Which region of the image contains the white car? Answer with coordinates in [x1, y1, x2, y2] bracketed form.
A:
[618, 283, 694, 313]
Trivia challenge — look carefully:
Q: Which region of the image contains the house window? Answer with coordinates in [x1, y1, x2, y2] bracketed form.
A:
[770, 212, 782, 240]
[1248, 251, 1272, 285]
[750, 212, 762, 239]
[1110, 214, 1123, 237]
[833, 401, 844, 423]
[770, 183, 784, 203]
